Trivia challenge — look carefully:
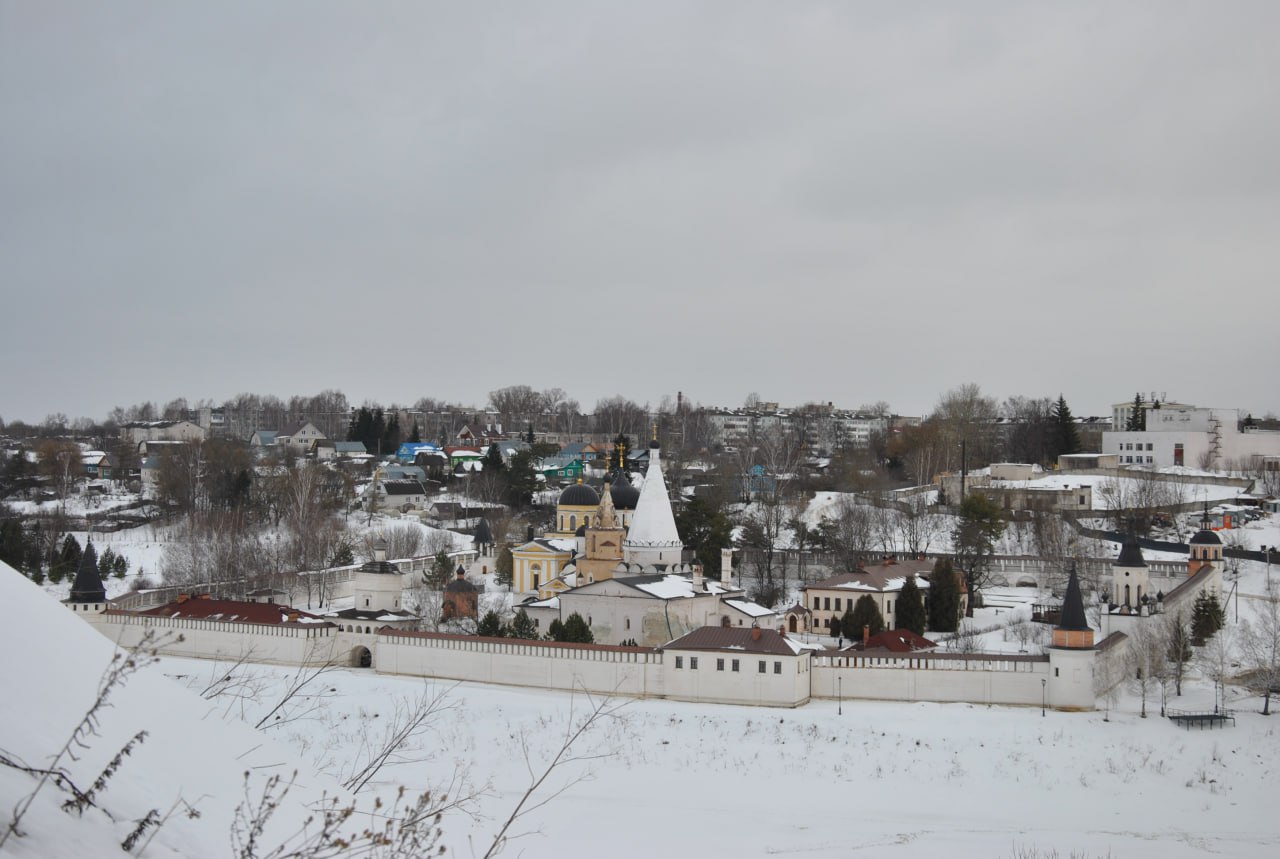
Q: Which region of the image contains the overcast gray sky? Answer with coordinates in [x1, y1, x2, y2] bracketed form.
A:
[2, 1, 1277, 423]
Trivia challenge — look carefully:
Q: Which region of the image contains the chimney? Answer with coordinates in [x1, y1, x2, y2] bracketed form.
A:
[863, 624, 870, 647]
[720, 548, 733, 586]
[176, 593, 190, 604]
[692, 564, 704, 591]
[287, 612, 299, 623]
[751, 626, 762, 641]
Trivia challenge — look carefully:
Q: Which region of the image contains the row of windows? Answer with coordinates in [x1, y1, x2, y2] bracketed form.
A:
[1123, 456, 1154, 464]
[811, 596, 893, 615]
[1121, 442, 1154, 451]
[673, 656, 783, 674]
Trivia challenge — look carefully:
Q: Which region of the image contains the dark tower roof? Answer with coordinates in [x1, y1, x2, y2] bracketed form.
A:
[609, 473, 641, 510]
[1116, 534, 1147, 567]
[1190, 529, 1222, 546]
[358, 555, 401, 575]
[558, 481, 600, 507]
[1056, 566, 1090, 632]
[68, 540, 106, 603]
[473, 517, 494, 545]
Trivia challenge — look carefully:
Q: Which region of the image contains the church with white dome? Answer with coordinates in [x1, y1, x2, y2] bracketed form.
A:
[510, 436, 697, 597]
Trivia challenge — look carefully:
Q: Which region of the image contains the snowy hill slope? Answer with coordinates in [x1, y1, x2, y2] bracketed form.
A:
[0, 561, 346, 859]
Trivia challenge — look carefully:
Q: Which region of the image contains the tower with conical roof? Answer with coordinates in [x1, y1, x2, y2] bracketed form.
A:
[1046, 564, 1099, 710]
[622, 436, 683, 569]
[1111, 533, 1149, 610]
[65, 539, 106, 614]
[1053, 565, 1094, 650]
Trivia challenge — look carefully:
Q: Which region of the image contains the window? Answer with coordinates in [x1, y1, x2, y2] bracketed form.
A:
[1146, 443, 1153, 451]
[834, 598, 841, 611]
[690, 657, 699, 670]
[717, 658, 725, 671]
[676, 656, 683, 669]
[732, 659, 740, 672]
[625, 617, 631, 630]
[824, 597, 831, 610]
[812, 597, 819, 609]
[758, 661, 766, 673]
[774, 662, 782, 674]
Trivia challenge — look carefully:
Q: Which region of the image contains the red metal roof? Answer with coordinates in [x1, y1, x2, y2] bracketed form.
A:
[138, 597, 331, 626]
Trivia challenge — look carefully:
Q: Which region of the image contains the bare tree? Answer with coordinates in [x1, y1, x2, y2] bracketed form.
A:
[1240, 580, 1280, 715]
[1197, 625, 1237, 715]
[343, 683, 465, 793]
[484, 689, 627, 859]
[1127, 618, 1167, 718]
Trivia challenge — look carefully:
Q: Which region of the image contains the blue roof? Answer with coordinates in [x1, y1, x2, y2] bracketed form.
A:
[396, 442, 439, 462]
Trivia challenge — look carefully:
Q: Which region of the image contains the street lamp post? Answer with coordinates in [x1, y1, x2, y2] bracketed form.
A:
[1041, 678, 1046, 717]
[838, 675, 843, 716]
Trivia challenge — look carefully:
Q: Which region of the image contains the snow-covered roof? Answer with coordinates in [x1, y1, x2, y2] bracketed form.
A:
[623, 444, 683, 550]
[723, 598, 778, 618]
[629, 574, 729, 600]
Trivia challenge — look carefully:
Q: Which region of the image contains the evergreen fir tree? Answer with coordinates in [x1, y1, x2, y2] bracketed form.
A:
[849, 595, 885, 639]
[371, 409, 387, 455]
[381, 414, 401, 455]
[1126, 393, 1146, 431]
[98, 547, 116, 579]
[896, 575, 926, 635]
[1191, 591, 1226, 644]
[51, 534, 81, 584]
[426, 551, 453, 588]
[0, 517, 27, 572]
[510, 608, 538, 640]
[477, 611, 506, 637]
[546, 618, 566, 642]
[408, 422, 421, 444]
[562, 612, 594, 643]
[331, 541, 355, 567]
[483, 443, 505, 473]
[1051, 395, 1080, 458]
[926, 558, 961, 632]
[495, 546, 513, 589]
[838, 608, 856, 640]
[525, 424, 536, 444]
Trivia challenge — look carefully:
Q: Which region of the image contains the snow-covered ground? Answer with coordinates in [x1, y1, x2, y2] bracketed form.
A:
[152, 646, 1280, 859]
[0, 563, 358, 859]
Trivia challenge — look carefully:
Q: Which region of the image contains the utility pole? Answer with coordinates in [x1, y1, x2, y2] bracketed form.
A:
[960, 438, 968, 502]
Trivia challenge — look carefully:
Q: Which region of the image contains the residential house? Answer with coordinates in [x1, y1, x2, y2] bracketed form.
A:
[120, 420, 206, 449]
[276, 421, 326, 452]
[365, 478, 430, 512]
[81, 451, 116, 480]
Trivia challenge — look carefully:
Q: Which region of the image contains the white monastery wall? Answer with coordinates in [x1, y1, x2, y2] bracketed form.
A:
[812, 653, 1051, 708]
[89, 613, 337, 666]
[374, 633, 664, 699]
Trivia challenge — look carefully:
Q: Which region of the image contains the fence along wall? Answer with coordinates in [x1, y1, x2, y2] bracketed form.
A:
[375, 631, 664, 698]
[811, 652, 1051, 707]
